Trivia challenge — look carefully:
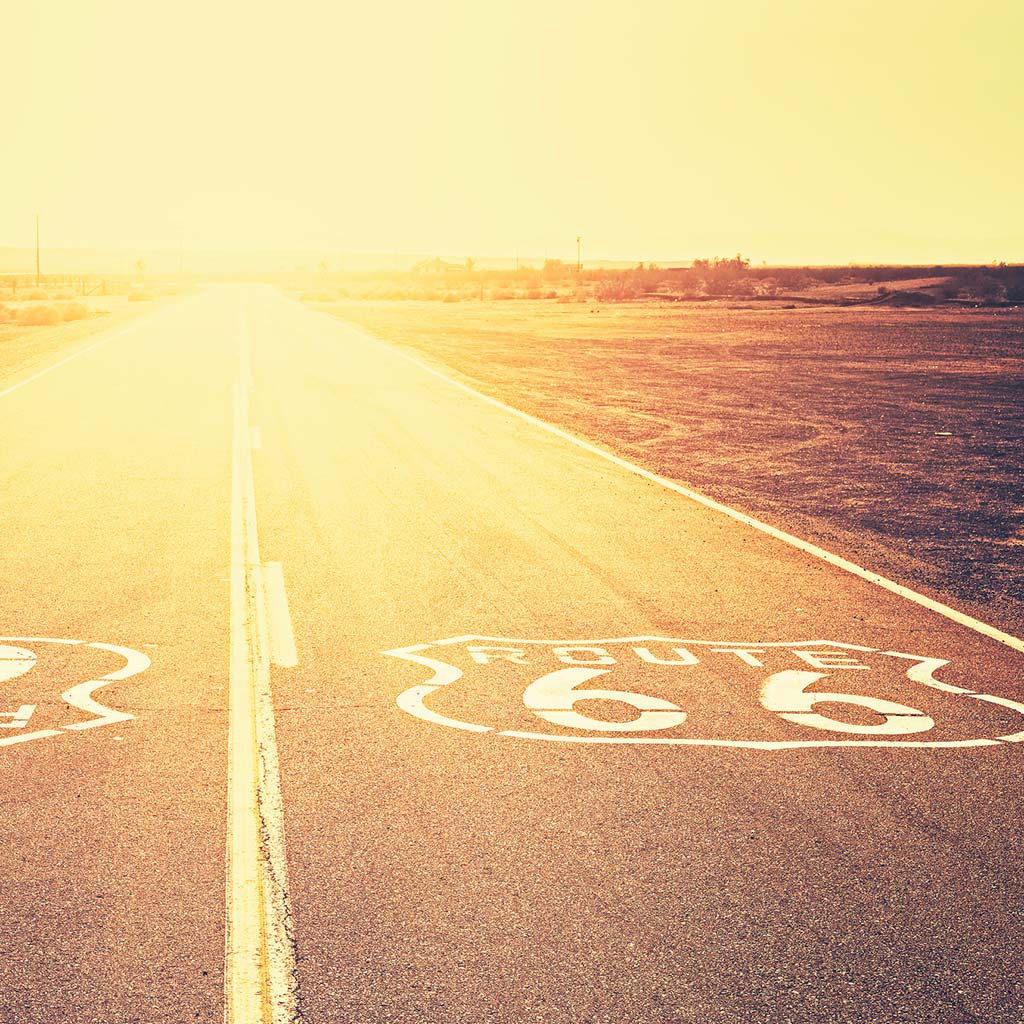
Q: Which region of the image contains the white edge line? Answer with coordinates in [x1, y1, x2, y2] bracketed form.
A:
[318, 310, 1024, 657]
[0, 293, 197, 401]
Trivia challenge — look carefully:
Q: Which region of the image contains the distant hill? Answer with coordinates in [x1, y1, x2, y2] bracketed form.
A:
[0, 247, 681, 276]
[0, 248, 428, 275]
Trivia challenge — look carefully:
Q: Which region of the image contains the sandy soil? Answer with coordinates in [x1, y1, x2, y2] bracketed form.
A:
[312, 298, 1024, 635]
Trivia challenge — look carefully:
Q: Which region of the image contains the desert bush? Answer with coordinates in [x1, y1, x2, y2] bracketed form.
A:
[493, 289, 515, 300]
[942, 270, 1007, 302]
[60, 301, 91, 321]
[128, 292, 153, 302]
[26, 289, 48, 300]
[595, 279, 642, 302]
[17, 303, 62, 325]
[442, 292, 461, 303]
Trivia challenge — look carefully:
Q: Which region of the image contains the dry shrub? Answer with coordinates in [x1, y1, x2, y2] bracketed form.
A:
[128, 292, 153, 302]
[493, 289, 515, 300]
[60, 301, 91, 321]
[26, 289, 48, 300]
[595, 280, 642, 302]
[442, 292, 461, 303]
[17, 303, 62, 325]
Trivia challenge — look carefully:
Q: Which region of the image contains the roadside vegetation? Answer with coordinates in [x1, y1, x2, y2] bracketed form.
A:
[0, 274, 191, 389]
[290, 259, 1024, 308]
[0, 274, 188, 327]
[0, 299, 96, 326]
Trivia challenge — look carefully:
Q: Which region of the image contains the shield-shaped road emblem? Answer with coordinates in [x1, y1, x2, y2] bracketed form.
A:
[384, 636, 1024, 750]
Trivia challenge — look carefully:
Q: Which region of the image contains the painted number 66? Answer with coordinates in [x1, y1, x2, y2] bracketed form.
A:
[520, 666, 934, 736]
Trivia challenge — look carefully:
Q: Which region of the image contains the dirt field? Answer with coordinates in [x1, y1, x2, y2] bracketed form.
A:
[310, 298, 1024, 635]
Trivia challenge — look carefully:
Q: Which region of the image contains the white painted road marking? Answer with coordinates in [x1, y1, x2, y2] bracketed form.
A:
[225, 305, 298, 1024]
[759, 669, 935, 736]
[0, 638, 150, 749]
[0, 705, 36, 728]
[264, 563, 298, 669]
[0, 645, 37, 683]
[385, 636, 1024, 749]
[0, 330, 135, 400]
[0, 294, 197, 401]
[325, 311, 1024, 656]
[522, 666, 688, 733]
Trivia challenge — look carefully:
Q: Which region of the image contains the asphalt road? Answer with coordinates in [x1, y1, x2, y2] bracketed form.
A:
[1, 285, 1022, 1024]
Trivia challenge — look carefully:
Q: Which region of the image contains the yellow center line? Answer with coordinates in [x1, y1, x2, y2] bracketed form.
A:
[225, 299, 298, 1024]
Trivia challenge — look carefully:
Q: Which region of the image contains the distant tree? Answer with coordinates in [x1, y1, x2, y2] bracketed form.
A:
[692, 254, 751, 295]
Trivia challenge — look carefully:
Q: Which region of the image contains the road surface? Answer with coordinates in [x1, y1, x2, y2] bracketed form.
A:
[1, 285, 1022, 1024]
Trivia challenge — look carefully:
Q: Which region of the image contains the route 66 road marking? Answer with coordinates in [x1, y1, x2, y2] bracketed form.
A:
[384, 636, 1024, 750]
[0, 637, 150, 749]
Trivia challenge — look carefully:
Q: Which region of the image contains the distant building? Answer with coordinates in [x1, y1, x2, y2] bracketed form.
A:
[412, 257, 466, 274]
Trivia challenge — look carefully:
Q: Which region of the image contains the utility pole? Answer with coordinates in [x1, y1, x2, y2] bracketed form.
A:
[35, 213, 41, 286]
[576, 235, 581, 274]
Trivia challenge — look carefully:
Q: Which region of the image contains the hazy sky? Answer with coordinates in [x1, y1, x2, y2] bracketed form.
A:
[5, 0, 1022, 263]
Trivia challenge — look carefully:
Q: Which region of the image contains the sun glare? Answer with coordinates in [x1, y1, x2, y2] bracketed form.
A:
[3, 0, 1022, 264]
